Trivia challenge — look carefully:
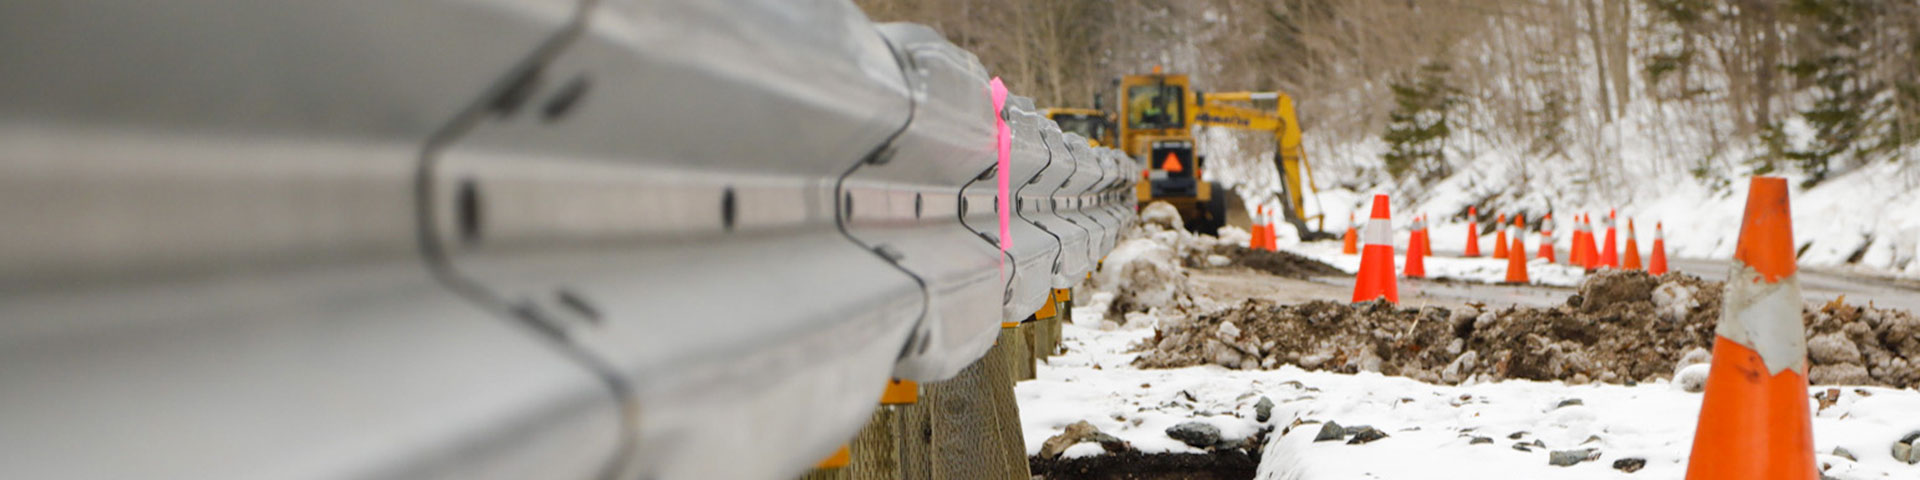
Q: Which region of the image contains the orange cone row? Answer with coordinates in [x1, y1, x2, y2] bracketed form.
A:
[1344, 204, 1670, 291]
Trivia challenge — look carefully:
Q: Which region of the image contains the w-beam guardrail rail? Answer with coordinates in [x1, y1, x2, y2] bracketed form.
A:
[0, 0, 1136, 479]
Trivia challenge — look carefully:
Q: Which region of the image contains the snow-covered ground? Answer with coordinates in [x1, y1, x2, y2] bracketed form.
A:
[1283, 239, 1589, 287]
[1020, 299, 1920, 479]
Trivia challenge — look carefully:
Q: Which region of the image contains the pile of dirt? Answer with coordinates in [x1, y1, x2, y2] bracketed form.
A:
[1185, 244, 1344, 279]
[1133, 270, 1920, 388]
[1806, 298, 1920, 387]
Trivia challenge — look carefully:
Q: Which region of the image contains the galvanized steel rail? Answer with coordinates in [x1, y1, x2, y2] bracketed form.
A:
[0, 0, 1135, 479]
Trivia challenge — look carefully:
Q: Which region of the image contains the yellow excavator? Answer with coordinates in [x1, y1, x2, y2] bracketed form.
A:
[1044, 102, 1116, 147]
[1113, 68, 1324, 237]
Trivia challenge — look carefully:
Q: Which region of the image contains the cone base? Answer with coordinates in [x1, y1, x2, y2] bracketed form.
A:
[1684, 336, 1815, 480]
[1353, 244, 1399, 303]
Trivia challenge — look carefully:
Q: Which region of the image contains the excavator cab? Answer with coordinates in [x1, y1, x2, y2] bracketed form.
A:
[1044, 109, 1113, 147]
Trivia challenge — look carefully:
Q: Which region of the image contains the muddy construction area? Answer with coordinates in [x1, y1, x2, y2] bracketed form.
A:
[1133, 270, 1920, 388]
[1184, 244, 1345, 280]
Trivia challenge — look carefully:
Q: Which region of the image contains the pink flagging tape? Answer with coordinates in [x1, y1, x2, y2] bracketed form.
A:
[990, 77, 1012, 253]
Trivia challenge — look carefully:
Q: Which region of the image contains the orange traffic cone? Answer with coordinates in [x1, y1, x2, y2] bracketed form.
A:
[1650, 222, 1670, 276]
[1493, 213, 1509, 259]
[1420, 215, 1433, 257]
[1464, 206, 1482, 257]
[1405, 216, 1427, 279]
[1600, 209, 1619, 268]
[1264, 207, 1279, 251]
[1249, 207, 1266, 250]
[1352, 194, 1399, 303]
[1582, 214, 1601, 270]
[1505, 215, 1529, 284]
[1538, 213, 1557, 263]
[1684, 176, 1814, 480]
[1570, 214, 1587, 267]
[1623, 218, 1643, 270]
[1341, 212, 1359, 255]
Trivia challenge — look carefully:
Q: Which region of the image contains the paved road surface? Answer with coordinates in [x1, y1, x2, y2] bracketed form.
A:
[1664, 257, 1920, 312]
[1237, 249, 1920, 313]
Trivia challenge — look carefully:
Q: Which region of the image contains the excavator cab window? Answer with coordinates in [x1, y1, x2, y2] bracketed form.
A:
[1126, 84, 1184, 130]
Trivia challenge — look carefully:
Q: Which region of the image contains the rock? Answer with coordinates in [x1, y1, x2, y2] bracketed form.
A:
[1831, 446, 1856, 461]
[1203, 338, 1248, 370]
[1808, 333, 1863, 364]
[1442, 351, 1478, 383]
[1140, 201, 1185, 231]
[1088, 432, 1129, 453]
[1554, 398, 1584, 409]
[1469, 436, 1494, 445]
[1355, 351, 1384, 373]
[1039, 421, 1102, 459]
[1217, 321, 1242, 340]
[1612, 457, 1646, 473]
[1345, 426, 1388, 444]
[1255, 396, 1275, 423]
[1549, 448, 1600, 466]
[1650, 282, 1696, 322]
[1512, 443, 1534, 452]
[1313, 421, 1346, 442]
[1809, 363, 1872, 386]
[1675, 363, 1711, 393]
[1166, 421, 1222, 449]
[1895, 431, 1920, 464]
[1206, 254, 1231, 267]
[1675, 347, 1712, 374]
[1508, 431, 1529, 440]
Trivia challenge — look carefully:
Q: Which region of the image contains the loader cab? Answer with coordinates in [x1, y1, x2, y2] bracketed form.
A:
[1125, 83, 1185, 131]
[1116, 72, 1194, 165]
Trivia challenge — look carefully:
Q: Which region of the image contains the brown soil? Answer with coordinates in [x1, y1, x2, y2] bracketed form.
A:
[1134, 270, 1920, 388]
[1186, 244, 1344, 279]
[1029, 450, 1258, 480]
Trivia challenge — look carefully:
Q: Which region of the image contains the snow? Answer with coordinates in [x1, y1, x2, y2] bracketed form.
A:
[1283, 239, 1590, 287]
[1021, 304, 1920, 480]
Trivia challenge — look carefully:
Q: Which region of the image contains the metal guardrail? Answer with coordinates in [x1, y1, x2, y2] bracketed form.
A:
[0, 0, 1135, 479]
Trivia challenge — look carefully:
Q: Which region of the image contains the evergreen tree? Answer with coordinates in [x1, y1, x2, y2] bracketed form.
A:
[1381, 63, 1460, 181]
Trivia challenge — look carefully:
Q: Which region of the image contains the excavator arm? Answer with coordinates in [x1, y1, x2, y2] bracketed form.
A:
[1191, 91, 1321, 236]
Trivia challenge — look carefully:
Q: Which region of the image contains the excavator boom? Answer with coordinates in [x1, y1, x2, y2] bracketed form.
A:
[1193, 91, 1320, 236]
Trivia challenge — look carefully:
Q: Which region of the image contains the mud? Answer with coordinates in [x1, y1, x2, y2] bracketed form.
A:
[1134, 270, 1920, 388]
[1186, 244, 1344, 280]
[1029, 450, 1259, 480]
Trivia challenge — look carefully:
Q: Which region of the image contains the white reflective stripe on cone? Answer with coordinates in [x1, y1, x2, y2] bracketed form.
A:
[1362, 220, 1392, 246]
[1717, 263, 1808, 375]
